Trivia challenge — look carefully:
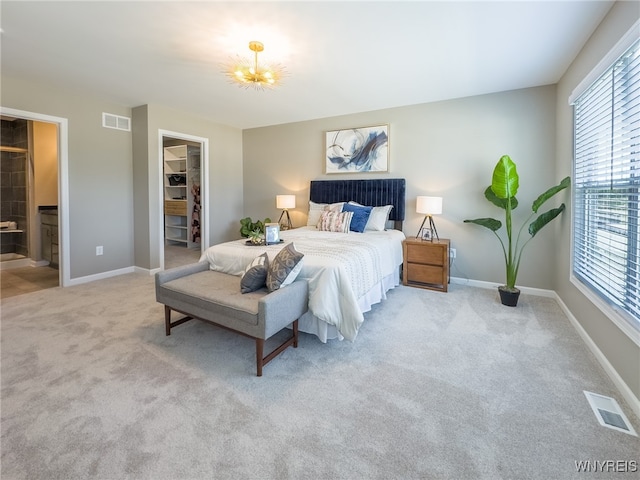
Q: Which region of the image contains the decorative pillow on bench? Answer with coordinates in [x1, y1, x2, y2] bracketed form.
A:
[266, 243, 304, 292]
[241, 252, 269, 293]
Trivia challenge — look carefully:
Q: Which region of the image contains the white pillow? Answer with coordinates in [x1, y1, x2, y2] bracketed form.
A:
[347, 201, 393, 231]
[366, 205, 393, 231]
[306, 201, 344, 226]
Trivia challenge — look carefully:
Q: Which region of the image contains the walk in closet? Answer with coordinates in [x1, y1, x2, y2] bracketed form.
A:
[163, 144, 201, 249]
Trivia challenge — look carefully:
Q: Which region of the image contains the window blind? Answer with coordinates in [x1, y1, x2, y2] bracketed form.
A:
[573, 38, 640, 328]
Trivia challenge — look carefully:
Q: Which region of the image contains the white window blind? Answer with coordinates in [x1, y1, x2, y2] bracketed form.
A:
[573, 37, 640, 330]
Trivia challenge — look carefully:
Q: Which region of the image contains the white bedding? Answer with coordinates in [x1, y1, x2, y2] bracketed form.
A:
[201, 226, 406, 342]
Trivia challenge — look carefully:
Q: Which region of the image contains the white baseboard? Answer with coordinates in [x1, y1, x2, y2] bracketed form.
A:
[554, 293, 640, 420]
[30, 259, 50, 268]
[450, 276, 556, 297]
[451, 276, 640, 419]
[132, 266, 160, 276]
[67, 266, 136, 286]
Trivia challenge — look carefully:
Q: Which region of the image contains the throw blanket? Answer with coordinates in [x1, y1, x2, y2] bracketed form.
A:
[201, 227, 405, 341]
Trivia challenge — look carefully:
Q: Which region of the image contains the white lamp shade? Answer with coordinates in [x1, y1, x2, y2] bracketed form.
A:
[276, 194, 296, 209]
[416, 196, 442, 215]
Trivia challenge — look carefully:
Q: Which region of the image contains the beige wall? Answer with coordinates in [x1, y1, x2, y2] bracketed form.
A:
[2, 77, 244, 277]
[32, 121, 58, 208]
[243, 85, 561, 289]
[132, 104, 244, 270]
[1, 75, 134, 279]
[555, 1, 640, 401]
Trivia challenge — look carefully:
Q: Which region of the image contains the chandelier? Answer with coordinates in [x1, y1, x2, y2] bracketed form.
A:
[226, 41, 284, 90]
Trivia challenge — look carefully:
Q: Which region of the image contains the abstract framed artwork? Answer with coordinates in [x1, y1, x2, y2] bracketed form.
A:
[325, 124, 389, 174]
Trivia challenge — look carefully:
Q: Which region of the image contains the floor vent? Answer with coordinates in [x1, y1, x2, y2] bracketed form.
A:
[584, 391, 637, 436]
[102, 112, 131, 132]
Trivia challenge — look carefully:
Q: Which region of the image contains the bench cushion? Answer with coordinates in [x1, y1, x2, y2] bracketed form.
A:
[159, 270, 267, 326]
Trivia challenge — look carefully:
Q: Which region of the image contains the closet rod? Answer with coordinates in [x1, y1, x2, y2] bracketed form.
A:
[0, 146, 28, 153]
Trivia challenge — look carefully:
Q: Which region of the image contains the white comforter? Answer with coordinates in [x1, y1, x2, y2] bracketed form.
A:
[201, 226, 405, 341]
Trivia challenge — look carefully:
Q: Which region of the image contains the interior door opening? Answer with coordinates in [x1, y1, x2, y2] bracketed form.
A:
[160, 133, 206, 270]
[0, 107, 69, 295]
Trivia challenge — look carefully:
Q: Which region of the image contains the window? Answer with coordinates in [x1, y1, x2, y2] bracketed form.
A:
[572, 36, 639, 337]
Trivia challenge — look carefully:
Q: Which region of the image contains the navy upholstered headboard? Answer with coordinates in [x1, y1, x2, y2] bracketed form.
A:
[309, 178, 405, 227]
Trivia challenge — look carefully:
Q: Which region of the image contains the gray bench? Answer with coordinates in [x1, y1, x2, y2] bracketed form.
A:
[155, 261, 308, 376]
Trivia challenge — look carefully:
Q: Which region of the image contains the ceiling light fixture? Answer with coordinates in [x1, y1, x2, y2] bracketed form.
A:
[226, 41, 284, 90]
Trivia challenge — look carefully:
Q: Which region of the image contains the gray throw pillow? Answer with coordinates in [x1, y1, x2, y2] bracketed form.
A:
[240, 252, 269, 294]
[266, 243, 304, 292]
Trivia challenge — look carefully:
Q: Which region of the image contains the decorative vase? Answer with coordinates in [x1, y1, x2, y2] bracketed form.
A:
[498, 286, 520, 307]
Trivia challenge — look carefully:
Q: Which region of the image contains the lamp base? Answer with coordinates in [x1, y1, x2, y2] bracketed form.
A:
[278, 210, 293, 230]
[416, 215, 439, 242]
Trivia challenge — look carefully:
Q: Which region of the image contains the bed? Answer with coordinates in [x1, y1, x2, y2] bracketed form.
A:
[201, 178, 406, 342]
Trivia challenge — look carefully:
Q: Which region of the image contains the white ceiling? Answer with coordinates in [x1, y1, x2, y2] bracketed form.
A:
[1, 1, 613, 129]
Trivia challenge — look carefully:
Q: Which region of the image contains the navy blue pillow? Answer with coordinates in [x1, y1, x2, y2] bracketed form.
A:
[341, 202, 372, 233]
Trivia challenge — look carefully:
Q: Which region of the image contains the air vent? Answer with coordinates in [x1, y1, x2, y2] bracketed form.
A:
[584, 391, 637, 436]
[102, 112, 130, 132]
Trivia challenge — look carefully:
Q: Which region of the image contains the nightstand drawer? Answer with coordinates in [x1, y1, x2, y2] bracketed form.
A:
[406, 245, 445, 266]
[407, 263, 445, 285]
[402, 238, 450, 292]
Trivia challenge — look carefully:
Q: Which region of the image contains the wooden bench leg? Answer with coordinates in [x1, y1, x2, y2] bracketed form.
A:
[165, 306, 171, 336]
[254, 319, 299, 377]
[256, 339, 264, 377]
[164, 305, 193, 336]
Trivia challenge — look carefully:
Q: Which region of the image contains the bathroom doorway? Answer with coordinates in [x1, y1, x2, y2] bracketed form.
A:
[0, 107, 70, 293]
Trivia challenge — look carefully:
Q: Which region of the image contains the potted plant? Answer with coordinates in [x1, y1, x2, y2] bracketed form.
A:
[463, 155, 570, 306]
[240, 217, 271, 244]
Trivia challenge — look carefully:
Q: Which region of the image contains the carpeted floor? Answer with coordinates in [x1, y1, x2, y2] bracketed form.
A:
[1, 273, 638, 479]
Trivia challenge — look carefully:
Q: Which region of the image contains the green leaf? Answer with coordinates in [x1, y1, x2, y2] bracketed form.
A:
[528, 204, 566, 237]
[531, 176, 571, 213]
[463, 218, 502, 231]
[485, 186, 518, 210]
[491, 155, 519, 200]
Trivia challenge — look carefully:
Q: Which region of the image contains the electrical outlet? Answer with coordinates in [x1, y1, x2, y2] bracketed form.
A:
[96, 246, 103, 256]
[450, 248, 456, 259]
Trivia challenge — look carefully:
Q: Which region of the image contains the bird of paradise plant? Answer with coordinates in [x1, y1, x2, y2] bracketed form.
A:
[464, 155, 570, 305]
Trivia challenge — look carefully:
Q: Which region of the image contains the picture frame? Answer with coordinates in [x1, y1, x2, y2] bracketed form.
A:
[325, 124, 389, 174]
[420, 227, 432, 241]
[265, 223, 281, 245]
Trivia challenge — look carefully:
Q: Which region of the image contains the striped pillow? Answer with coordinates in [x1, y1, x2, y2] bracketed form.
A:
[317, 210, 353, 233]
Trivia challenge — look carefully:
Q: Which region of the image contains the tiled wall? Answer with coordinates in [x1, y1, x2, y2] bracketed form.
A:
[0, 119, 29, 256]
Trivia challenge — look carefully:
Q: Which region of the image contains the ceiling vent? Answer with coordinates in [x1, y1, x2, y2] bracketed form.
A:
[584, 391, 637, 436]
[102, 112, 130, 132]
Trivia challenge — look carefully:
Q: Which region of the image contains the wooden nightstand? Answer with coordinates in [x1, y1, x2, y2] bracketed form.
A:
[402, 238, 450, 292]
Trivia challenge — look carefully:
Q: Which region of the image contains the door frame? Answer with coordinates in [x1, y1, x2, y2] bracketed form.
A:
[0, 106, 70, 287]
[158, 129, 209, 270]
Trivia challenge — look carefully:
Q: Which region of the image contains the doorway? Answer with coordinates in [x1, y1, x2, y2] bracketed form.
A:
[158, 130, 209, 270]
[0, 107, 69, 294]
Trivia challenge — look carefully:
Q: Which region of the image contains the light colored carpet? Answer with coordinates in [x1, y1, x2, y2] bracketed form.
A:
[1, 273, 638, 479]
[164, 243, 201, 269]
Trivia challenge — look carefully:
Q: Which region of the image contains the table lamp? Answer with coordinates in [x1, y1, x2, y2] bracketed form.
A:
[416, 196, 442, 241]
[276, 194, 295, 230]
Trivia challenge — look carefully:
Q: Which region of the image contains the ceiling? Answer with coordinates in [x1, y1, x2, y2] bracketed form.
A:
[1, 1, 614, 130]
